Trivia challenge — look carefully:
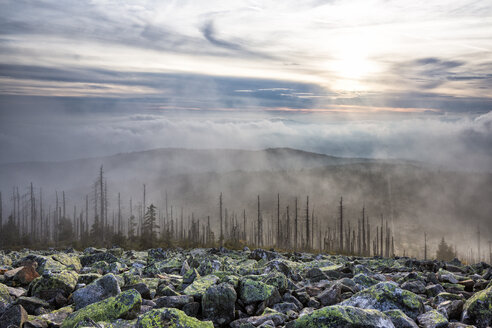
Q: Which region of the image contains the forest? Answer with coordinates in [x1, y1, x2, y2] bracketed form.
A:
[0, 162, 489, 265]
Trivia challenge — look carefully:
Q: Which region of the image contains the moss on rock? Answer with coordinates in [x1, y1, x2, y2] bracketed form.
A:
[136, 307, 214, 328]
[341, 282, 424, 320]
[290, 305, 395, 328]
[462, 285, 492, 328]
[60, 289, 141, 328]
[183, 275, 219, 298]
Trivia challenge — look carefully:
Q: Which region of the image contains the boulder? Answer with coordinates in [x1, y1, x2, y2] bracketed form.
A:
[417, 310, 448, 328]
[135, 307, 214, 328]
[287, 305, 395, 328]
[154, 295, 194, 309]
[383, 309, 418, 328]
[60, 289, 141, 328]
[202, 283, 237, 326]
[239, 278, 281, 306]
[341, 282, 425, 320]
[72, 273, 121, 310]
[0, 304, 28, 328]
[30, 271, 78, 300]
[461, 284, 492, 328]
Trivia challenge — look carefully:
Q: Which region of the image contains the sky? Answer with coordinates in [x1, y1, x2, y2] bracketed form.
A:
[0, 0, 491, 169]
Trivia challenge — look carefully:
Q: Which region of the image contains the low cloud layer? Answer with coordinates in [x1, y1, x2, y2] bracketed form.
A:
[1, 106, 490, 172]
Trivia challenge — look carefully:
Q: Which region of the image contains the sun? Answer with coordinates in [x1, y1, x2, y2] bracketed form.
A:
[325, 36, 381, 92]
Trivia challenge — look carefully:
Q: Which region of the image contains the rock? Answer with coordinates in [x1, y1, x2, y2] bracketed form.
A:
[30, 270, 78, 300]
[437, 299, 463, 320]
[316, 283, 342, 306]
[6, 265, 40, 285]
[417, 309, 448, 328]
[14, 296, 50, 315]
[401, 280, 426, 294]
[426, 284, 445, 297]
[249, 249, 279, 261]
[231, 309, 287, 328]
[383, 309, 418, 328]
[287, 305, 395, 328]
[0, 304, 28, 328]
[434, 292, 464, 305]
[461, 284, 492, 328]
[183, 301, 200, 317]
[183, 275, 219, 298]
[154, 295, 194, 309]
[38, 305, 73, 326]
[135, 307, 214, 328]
[72, 273, 121, 310]
[0, 283, 12, 315]
[7, 286, 26, 298]
[155, 284, 179, 297]
[80, 252, 118, 267]
[341, 282, 425, 320]
[60, 289, 141, 328]
[353, 273, 379, 288]
[202, 283, 237, 326]
[239, 278, 281, 306]
[273, 302, 299, 314]
[122, 283, 151, 299]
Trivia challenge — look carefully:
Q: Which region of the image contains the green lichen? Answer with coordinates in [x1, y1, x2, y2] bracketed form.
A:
[462, 285, 492, 327]
[239, 278, 277, 304]
[183, 275, 219, 297]
[264, 271, 288, 292]
[0, 282, 12, 304]
[292, 305, 393, 328]
[0, 254, 13, 266]
[51, 253, 82, 271]
[31, 270, 78, 298]
[60, 289, 142, 328]
[136, 307, 214, 328]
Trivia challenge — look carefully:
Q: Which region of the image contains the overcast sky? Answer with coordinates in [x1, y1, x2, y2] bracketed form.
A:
[0, 0, 491, 169]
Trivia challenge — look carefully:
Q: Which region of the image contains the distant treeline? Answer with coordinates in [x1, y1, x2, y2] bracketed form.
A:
[0, 166, 489, 264]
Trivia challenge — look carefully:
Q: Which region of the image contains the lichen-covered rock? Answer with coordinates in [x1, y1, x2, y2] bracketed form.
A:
[341, 282, 424, 320]
[461, 285, 492, 328]
[0, 282, 12, 314]
[287, 305, 395, 328]
[383, 309, 418, 328]
[239, 278, 281, 305]
[38, 305, 73, 326]
[417, 310, 448, 328]
[183, 275, 219, 298]
[73, 273, 121, 310]
[264, 271, 289, 293]
[0, 304, 28, 328]
[437, 299, 463, 320]
[80, 253, 118, 267]
[60, 289, 141, 328]
[202, 283, 237, 326]
[231, 308, 287, 328]
[14, 296, 50, 314]
[30, 270, 78, 300]
[316, 283, 342, 306]
[51, 253, 82, 271]
[154, 295, 193, 309]
[353, 273, 379, 288]
[135, 307, 214, 328]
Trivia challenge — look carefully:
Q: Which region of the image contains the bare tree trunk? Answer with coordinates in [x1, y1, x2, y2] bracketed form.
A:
[294, 197, 298, 249]
[100, 166, 104, 241]
[424, 232, 427, 260]
[219, 192, 223, 246]
[277, 193, 280, 248]
[305, 196, 309, 250]
[362, 206, 366, 256]
[257, 195, 262, 247]
[339, 197, 343, 253]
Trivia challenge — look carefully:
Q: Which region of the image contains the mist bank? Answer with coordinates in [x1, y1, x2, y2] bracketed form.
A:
[0, 147, 490, 260]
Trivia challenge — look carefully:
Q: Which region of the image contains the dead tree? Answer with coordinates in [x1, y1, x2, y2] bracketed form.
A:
[362, 206, 366, 255]
[257, 195, 262, 247]
[339, 197, 343, 252]
[294, 197, 298, 249]
[277, 193, 280, 246]
[305, 196, 310, 250]
[219, 192, 223, 246]
[424, 233, 427, 260]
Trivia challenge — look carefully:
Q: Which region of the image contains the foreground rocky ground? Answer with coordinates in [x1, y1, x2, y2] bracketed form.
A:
[0, 247, 491, 328]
